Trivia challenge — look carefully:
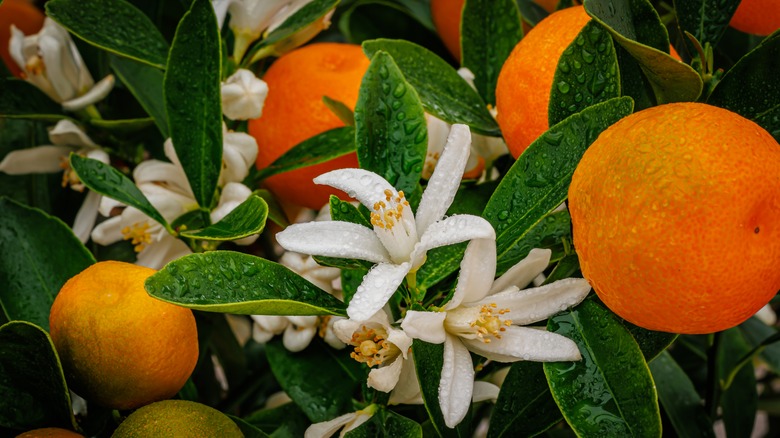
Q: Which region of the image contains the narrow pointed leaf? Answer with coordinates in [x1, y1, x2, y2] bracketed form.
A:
[544, 299, 661, 437]
[243, 402, 310, 436]
[256, 127, 356, 181]
[0, 198, 95, 330]
[488, 362, 561, 438]
[673, 0, 740, 50]
[362, 39, 499, 135]
[718, 328, 757, 438]
[345, 409, 423, 437]
[483, 97, 633, 274]
[323, 96, 355, 126]
[145, 251, 346, 316]
[739, 317, 780, 374]
[461, 0, 523, 105]
[46, 0, 169, 69]
[0, 79, 67, 121]
[255, 0, 339, 52]
[110, 55, 169, 138]
[164, 0, 222, 208]
[180, 195, 268, 240]
[0, 321, 76, 431]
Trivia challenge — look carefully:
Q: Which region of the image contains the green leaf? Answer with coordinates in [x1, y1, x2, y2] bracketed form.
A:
[585, 0, 703, 103]
[483, 97, 633, 274]
[718, 328, 757, 437]
[256, 127, 356, 181]
[145, 251, 346, 316]
[362, 39, 499, 135]
[345, 408, 423, 437]
[88, 117, 154, 131]
[110, 55, 169, 138]
[461, 0, 523, 105]
[649, 351, 714, 438]
[256, 0, 339, 54]
[355, 50, 427, 195]
[673, 0, 740, 49]
[329, 195, 371, 227]
[548, 20, 620, 126]
[181, 195, 268, 241]
[265, 339, 357, 423]
[416, 242, 467, 296]
[0, 321, 76, 431]
[0, 198, 95, 331]
[164, 0, 222, 209]
[69, 154, 172, 233]
[323, 96, 355, 126]
[255, 189, 290, 228]
[544, 299, 661, 437]
[708, 31, 780, 141]
[739, 316, 780, 374]
[615, 44, 656, 111]
[0, 79, 67, 121]
[228, 416, 272, 438]
[243, 402, 310, 436]
[46, 0, 169, 69]
[487, 362, 562, 438]
[542, 252, 581, 284]
[621, 319, 677, 361]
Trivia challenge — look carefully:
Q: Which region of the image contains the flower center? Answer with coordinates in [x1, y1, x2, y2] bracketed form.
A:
[59, 156, 84, 191]
[25, 55, 46, 77]
[122, 222, 153, 253]
[471, 303, 512, 343]
[369, 189, 418, 263]
[349, 325, 400, 368]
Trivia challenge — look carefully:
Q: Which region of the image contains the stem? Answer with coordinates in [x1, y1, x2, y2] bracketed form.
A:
[245, 45, 276, 68]
[705, 331, 722, 422]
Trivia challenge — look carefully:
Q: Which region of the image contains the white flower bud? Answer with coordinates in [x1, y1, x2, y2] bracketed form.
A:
[221, 69, 268, 120]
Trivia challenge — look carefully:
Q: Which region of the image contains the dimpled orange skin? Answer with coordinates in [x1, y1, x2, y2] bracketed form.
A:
[568, 102, 780, 334]
[730, 0, 780, 36]
[15, 428, 83, 438]
[249, 43, 368, 210]
[49, 261, 198, 410]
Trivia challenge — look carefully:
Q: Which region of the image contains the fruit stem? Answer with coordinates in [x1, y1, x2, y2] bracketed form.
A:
[704, 331, 722, 422]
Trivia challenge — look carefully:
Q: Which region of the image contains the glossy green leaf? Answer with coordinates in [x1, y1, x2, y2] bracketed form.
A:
[255, 189, 289, 228]
[345, 408, 423, 437]
[416, 242, 467, 297]
[329, 196, 371, 227]
[542, 252, 580, 284]
[0, 198, 95, 331]
[265, 339, 357, 423]
[585, 0, 703, 103]
[621, 319, 677, 361]
[483, 97, 633, 274]
[323, 96, 355, 126]
[110, 55, 169, 138]
[488, 362, 561, 438]
[649, 351, 714, 438]
[164, 0, 222, 209]
[544, 299, 661, 437]
[228, 416, 271, 438]
[615, 44, 656, 111]
[461, 0, 523, 105]
[255, 0, 339, 55]
[0, 79, 67, 121]
[708, 31, 780, 141]
[674, 0, 740, 49]
[516, 0, 548, 26]
[256, 127, 356, 181]
[549, 20, 620, 126]
[243, 402, 310, 436]
[46, 0, 169, 69]
[69, 154, 172, 233]
[362, 39, 499, 135]
[0, 321, 76, 431]
[739, 316, 780, 374]
[718, 328, 757, 437]
[181, 195, 267, 240]
[145, 251, 346, 316]
[355, 50, 427, 195]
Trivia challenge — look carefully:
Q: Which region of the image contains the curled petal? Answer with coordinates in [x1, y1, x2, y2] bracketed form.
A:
[487, 278, 591, 325]
[72, 190, 101, 243]
[367, 355, 404, 392]
[0, 146, 71, 174]
[221, 69, 268, 120]
[282, 323, 317, 352]
[446, 237, 496, 309]
[346, 262, 411, 321]
[49, 119, 97, 147]
[314, 168, 396, 212]
[489, 248, 551, 295]
[472, 381, 500, 403]
[221, 129, 259, 184]
[439, 335, 474, 428]
[135, 235, 191, 269]
[412, 214, 495, 271]
[276, 221, 391, 264]
[62, 74, 115, 112]
[463, 326, 582, 363]
[401, 310, 447, 344]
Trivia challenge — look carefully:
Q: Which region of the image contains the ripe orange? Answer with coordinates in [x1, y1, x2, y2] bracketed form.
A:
[49, 261, 198, 410]
[112, 400, 243, 437]
[0, 0, 45, 77]
[729, 0, 780, 36]
[249, 43, 368, 210]
[568, 102, 780, 334]
[15, 428, 82, 438]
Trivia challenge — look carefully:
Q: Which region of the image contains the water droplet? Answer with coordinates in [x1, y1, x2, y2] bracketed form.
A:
[557, 82, 571, 94]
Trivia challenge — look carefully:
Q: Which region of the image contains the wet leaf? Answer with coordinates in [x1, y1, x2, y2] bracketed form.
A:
[180, 195, 268, 241]
[110, 55, 168, 138]
[345, 408, 423, 437]
[255, 0, 338, 55]
[0, 79, 67, 122]
[674, 0, 741, 50]
[256, 127, 356, 181]
[718, 328, 757, 437]
[488, 362, 561, 438]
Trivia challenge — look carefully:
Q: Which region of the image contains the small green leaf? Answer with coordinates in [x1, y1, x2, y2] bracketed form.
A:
[416, 242, 467, 296]
[181, 195, 267, 241]
[69, 154, 172, 233]
[256, 127, 356, 181]
[345, 408, 423, 437]
[0, 79, 67, 121]
[46, 0, 169, 69]
[329, 195, 371, 227]
[0, 321, 76, 431]
[164, 0, 222, 209]
[0, 198, 95, 330]
[718, 328, 757, 437]
[649, 351, 715, 438]
[255, 189, 290, 228]
[362, 39, 499, 135]
[548, 20, 620, 126]
[256, 0, 339, 55]
[461, 0, 523, 105]
[110, 55, 169, 138]
[145, 251, 346, 316]
[323, 96, 355, 126]
[708, 31, 780, 141]
[544, 299, 661, 437]
[487, 362, 562, 438]
[355, 50, 427, 195]
[674, 0, 740, 50]
[483, 97, 633, 274]
[266, 339, 357, 423]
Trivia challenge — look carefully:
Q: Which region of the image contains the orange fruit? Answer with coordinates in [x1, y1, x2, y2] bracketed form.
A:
[249, 43, 368, 210]
[49, 261, 198, 410]
[111, 400, 243, 438]
[0, 0, 45, 77]
[568, 102, 780, 334]
[15, 428, 83, 438]
[729, 0, 780, 36]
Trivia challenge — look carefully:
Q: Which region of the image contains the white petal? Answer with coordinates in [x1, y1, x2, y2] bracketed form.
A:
[133, 160, 185, 187]
[0, 146, 72, 174]
[389, 353, 423, 405]
[8, 25, 25, 70]
[136, 235, 192, 269]
[472, 381, 500, 403]
[489, 248, 551, 295]
[48, 119, 97, 147]
[212, 0, 234, 28]
[84, 148, 109, 164]
[90, 215, 125, 245]
[276, 221, 391, 264]
[304, 412, 358, 438]
[62, 74, 115, 112]
[487, 278, 591, 325]
[439, 335, 475, 429]
[252, 315, 289, 333]
[221, 69, 269, 121]
[220, 129, 259, 183]
[412, 215, 495, 271]
[415, 124, 471, 236]
[72, 191, 101, 243]
[314, 168, 396, 211]
[282, 324, 317, 352]
[463, 326, 582, 363]
[386, 327, 413, 359]
[211, 182, 252, 224]
[401, 310, 447, 344]
[37, 32, 78, 101]
[252, 324, 275, 343]
[346, 262, 411, 321]
[367, 356, 404, 392]
[446, 237, 496, 310]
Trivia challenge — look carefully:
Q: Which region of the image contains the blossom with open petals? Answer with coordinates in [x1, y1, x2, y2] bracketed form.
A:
[221, 69, 268, 120]
[276, 124, 496, 321]
[401, 248, 591, 427]
[9, 18, 114, 111]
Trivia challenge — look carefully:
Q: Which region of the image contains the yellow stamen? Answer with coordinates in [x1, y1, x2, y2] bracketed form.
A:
[348, 325, 399, 368]
[59, 156, 83, 191]
[471, 303, 512, 344]
[369, 190, 410, 231]
[122, 222, 153, 253]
